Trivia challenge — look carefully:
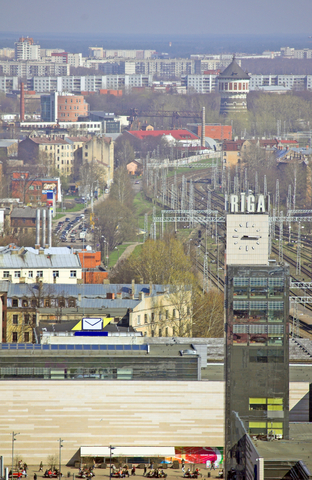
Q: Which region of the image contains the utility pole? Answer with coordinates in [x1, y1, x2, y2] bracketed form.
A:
[59, 438, 63, 480]
[12, 432, 19, 478]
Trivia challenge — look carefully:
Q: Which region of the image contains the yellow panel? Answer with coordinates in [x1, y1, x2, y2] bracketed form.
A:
[249, 398, 266, 404]
[267, 405, 283, 411]
[249, 422, 266, 428]
[72, 320, 82, 331]
[103, 317, 114, 328]
[269, 422, 283, 428]
[267, 398, 283, 404]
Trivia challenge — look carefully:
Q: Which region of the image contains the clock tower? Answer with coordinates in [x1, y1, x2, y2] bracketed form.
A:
[224, 194, 289, 480]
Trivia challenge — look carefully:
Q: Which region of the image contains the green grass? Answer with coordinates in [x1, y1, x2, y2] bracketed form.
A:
[108, 244, 129, 267]
[166, 157, 221, 178]
[56, 203, 84, 213]
[133, 192, 163, 230]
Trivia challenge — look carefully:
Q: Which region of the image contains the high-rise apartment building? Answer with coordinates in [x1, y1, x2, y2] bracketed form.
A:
[15, 37, 40, 61]
[224, 195, 289, 479]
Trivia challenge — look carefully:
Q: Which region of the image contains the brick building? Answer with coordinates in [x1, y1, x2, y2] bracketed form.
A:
[11, 173, 60, 205]
[41, 92, 89, 123]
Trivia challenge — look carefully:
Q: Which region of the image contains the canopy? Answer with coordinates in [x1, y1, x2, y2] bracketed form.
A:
[80, 446, 175, 457]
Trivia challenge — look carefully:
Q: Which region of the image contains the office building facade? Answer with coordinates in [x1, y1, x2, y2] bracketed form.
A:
[225, 207, 290, 478]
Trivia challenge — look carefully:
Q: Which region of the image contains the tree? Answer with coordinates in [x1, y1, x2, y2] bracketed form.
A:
[109, 166, 134, 207]
[78, 160, 107, 196]
[94, 197, 137, 251]
[114, 137, 135, 168]
[192, 289, 224, 337]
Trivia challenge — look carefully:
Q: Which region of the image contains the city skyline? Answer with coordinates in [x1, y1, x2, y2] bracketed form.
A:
[1, 0, 312, 36]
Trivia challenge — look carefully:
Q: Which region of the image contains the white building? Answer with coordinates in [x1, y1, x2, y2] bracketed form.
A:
[0, 246, 82, 284]
[15, 38, 40, 61]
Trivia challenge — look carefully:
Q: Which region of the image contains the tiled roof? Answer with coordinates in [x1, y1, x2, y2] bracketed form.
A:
[219, 58, 250, 79]
[127, 129, 199, 141]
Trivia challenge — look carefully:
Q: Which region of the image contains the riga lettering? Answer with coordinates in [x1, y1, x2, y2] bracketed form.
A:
[229, 193, 266, 213]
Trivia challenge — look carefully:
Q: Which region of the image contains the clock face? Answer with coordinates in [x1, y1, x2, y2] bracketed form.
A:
[226, 214, 269, 265]
[232, 220, 262, 252]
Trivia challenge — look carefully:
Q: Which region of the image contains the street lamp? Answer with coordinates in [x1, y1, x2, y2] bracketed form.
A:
[12, 432, 19, 478]
[59, 438, 63, 480]
[109, 446, 115, 478]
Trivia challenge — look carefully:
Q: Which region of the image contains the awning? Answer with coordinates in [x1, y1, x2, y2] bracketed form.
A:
[80, 446, 175, 457]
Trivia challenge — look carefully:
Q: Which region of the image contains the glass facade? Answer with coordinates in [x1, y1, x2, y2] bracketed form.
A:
[225, 264, 289, 477]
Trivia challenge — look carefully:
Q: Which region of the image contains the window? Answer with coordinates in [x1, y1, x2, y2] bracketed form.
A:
[144, 314, 148, 324]
[53, 271, 59, 278]
[14, 271, 21, 278]
[68, 298, 75, 307]
[172, 309, 176, 318]
[12, 298, 18, 307]
[24, 332, 30, 342]
[37, 271, 43, 278]
[158, 329, 162, 337]
[12, 332, 18, 343]
[165, 327, 169, 337]
[137, 315, 141, 325]
[70, 270, 77, 278]
[166, 310, 169, 319]
[3, 271, 9, 278]
[29, 271, 34, 279]
[22, 299, 28, 307]
[151, 313, 154, 323]
[44, 299, 50, 307]
[58, 298, 65, 308]
[13, 315, 18, 325]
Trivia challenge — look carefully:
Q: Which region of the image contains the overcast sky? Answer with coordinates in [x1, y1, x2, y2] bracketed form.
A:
[1, 0, 312, 36]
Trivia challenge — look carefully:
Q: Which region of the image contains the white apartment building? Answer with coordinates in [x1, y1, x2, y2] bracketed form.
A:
[15, 39, 40, 61]
[27, 74, 153, 93]
[0, 76, 19, 93]
[182, 74, 219, 93]
[0, 61, 70, 78]
[249, 74, 312, 91]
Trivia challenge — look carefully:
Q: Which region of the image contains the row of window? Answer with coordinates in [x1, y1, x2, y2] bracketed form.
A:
[3, 270, 77, 279]
[137, 308, 184, 325]
[11, 297, 76, 308]
[12, 331, 35, 343]
[12, 313, 36, 324]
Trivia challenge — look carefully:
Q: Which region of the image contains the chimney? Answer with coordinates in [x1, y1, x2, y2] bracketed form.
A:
[36, 209, 40, 248]
[139, 291, 144, 300]
[201, 106, 205, 147]
[131, 279, 135, 295]
[20, 82, 25, 122]
[78, 293, 81, 302]
[116, 292, 122, 299]
[48, 208, 52, 248]
[149, 283, 153, 296]
[42, 209, 46, 247]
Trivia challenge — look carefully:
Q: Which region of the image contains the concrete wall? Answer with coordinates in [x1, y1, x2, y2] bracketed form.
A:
[0, 380, 308, 467]
[0, 380, 224, 466]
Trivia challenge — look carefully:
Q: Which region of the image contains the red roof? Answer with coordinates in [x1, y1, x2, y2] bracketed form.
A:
[127, 129, 199, 141]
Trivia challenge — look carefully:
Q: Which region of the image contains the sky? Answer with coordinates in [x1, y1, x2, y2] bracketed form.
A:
[1, 0, 312, 36]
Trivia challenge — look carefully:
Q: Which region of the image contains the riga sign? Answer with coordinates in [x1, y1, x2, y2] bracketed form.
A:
[229, 193, 266, 213]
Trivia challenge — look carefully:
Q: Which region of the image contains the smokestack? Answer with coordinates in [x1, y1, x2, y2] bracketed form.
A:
[42, 209, 46, 247]
[201, 106, 205, 148]
[48, 208, 52, 248]
[20, 82, 25, 122]
[35, 209, 40, 248]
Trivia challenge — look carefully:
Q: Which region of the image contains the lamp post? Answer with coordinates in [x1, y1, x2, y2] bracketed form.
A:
[59, 438, 63, 480]
[109, 446, 115, 478]
[12, 432, 19, 478]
